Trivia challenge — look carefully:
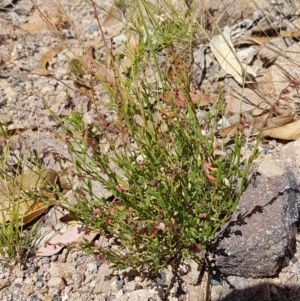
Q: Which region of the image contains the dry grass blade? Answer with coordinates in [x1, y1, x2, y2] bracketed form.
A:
[39, 45, 64, 76]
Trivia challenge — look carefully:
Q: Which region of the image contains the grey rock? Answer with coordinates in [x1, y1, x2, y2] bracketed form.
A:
[123, 288, 163, 301]
[214, 171, 299, 278]
[156, 266, 174, 289]
[156, 271, 167, 286]
[210, 284, 222, 301]
[49, 262, 76, 281]
[15, 130, 70, 170]
[93, 263, 114, 294]
[219, 274, 300, 301]
[48, 277, 65, 290]
[191, 45, 206, 88]
[257, 154, 284, 178]
[220, 276, 271, 301]
[116, 279, 125, 290]
[86, 262, 98, 273]
[0, 0, 13, 9]
[178, 262, 189, 276]
[181, 260, 201, 285]
[123, 280, 138, 292]
[70, 95, 91, 114]
[29, 296, 42, 301]
[87, 24, 99, 35]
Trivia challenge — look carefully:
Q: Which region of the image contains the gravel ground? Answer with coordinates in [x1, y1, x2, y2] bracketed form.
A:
[1, 0, 300, 300]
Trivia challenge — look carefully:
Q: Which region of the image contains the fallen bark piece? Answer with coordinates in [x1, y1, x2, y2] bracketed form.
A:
[214, 171, 299, 278]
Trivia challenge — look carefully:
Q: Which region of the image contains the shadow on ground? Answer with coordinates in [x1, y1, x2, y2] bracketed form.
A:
[219, 283, 300, 301]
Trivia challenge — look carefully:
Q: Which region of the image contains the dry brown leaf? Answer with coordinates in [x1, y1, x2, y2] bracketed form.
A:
[266, 115, 294, 129]
[164, 44, 190, 87]
[238, 36, 274, 46]
[282, 30, 300, 39]
[197, 94, 215, 107]
[36, 224, 98, 256]
[219, 123, 240, 137]
[23, 202, 49, 225]
[102, 5, 123, 27]
[39, 45, 64, 76]
[218, 112, 262, 139]
[235, 29, 300, 47]
[263, 119, 300, 140]
[21, 6, 70, 34]
[60, 213, 79, 225]
[161, 92, 214, 108]
[82, 46, 115, 85]
[76, 86, 92, 99]
[0, 170, 59, 225]
[0, 127, 26, 137]
[210, 26, 257, 85]
[82, 47, 130, 103]
[123, 35, 139, 69]
[21, 10, 51, 34]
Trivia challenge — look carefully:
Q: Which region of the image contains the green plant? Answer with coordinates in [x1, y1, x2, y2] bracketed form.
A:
[68, 58, 85, 78]
[0, 133, 38, 264]
[0, 127, 59, 265]
[0, 209, 40, 265]
[64, 97, 256, 274]
[58, 0, 258, 275]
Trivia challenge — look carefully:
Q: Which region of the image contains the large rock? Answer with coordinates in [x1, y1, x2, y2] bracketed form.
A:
[213, 171, 299, 278]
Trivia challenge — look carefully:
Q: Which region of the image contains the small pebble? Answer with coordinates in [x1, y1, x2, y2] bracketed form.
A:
[29, 296, 42, 301]
[210, 272, 222, 286]
[52, 295, 62, 301]
[36, 275, 44, 282]
[87, 24, 99, 35]
[48, 277, 65, 290]
[27, 266, 38, 274]
[123, 281, 137, 292]
[116, 279, 125, 290]
[13, 277, 23, 285]
[24, 278, 35, 286]
[87, 262, 98, 272]
[36, 281, 44, 289]
[156, 271, 166, 286]
[291, 256, 298, 264]
[270, 285, 278, 295]
[178, 263, 189, 276]
[41, 257, 51, 265]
